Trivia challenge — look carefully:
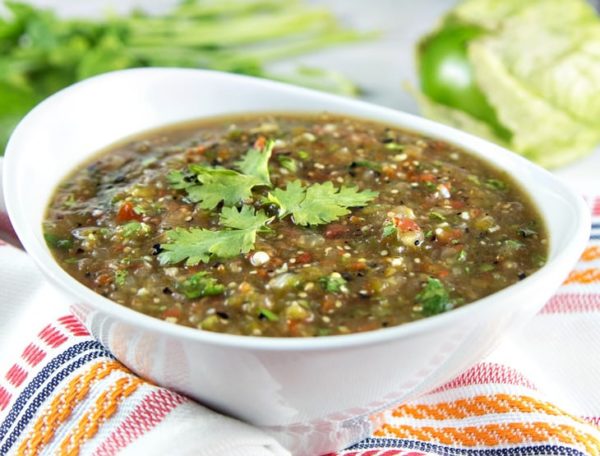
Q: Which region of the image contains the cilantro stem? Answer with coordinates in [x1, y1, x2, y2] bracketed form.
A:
[0, 0, 372, 153]
[128, 10, 338, 47]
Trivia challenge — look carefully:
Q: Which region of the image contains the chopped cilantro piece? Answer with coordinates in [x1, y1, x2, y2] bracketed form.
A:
[457, 250, 467, 262]
[120, 221, 150, 238]
[382, 220, 397, 238]
[351, 160, 382, 172]
[158, 207, 271, 265]
[485, 179, 507, 191]
[504, 239, 524, 250]
[133, 205, 146, 215]
[44, 233, 73, 250]
[278, 155, 298, 173]
[467, 175, 481, 185]
[99, 228, 112, 238]
[518, 226, 537, 238]
[258, 307, 279, 322]
[179, 272, 225, 299]
[297, 150, 310, 160]
[429, 211, 446, 221]
[533, 253, 547, 267]
[115, 270, 128, 287]
[424, 181, 437, 192]
[63, 194, 76, 208]
[416, 277, 453, 316]
[268, 180, 378, 226]
[235, 140, 274, 185]
[319, 272, 347, 293]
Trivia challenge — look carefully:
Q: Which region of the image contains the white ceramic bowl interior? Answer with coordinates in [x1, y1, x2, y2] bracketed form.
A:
[3, 69, 590, 455]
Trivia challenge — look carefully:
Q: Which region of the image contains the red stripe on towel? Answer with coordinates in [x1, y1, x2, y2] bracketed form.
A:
[93, 388, 187, 456]
[21, 343, 46, 367]
[0, 387, 12, 411]
[38, 324, 68, 348]
[58, 315, 90, 337]
[540, 293, 600, 314]
[5, 364, 27, 388]
[430, 362, 536, 393]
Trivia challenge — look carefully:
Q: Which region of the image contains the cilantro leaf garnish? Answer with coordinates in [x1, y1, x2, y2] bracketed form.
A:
[158, 207, 272, 266]
[163, 140, 378, 265]
[167, 142, 274, 210]
[268, 180, 378, 226]
[235, 140, 274, 185]
[219, 205, 271, 230]
[186, 165, 264, 210]
[267, 180, 306, 217]
[158, 228, 247, 265]
[166, 170, 195, 190]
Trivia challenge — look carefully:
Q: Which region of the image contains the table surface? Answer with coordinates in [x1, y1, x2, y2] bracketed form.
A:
[17, 0, 600, 191]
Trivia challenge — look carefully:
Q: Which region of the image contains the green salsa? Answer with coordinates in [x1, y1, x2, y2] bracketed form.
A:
[44, 113, 548, 337]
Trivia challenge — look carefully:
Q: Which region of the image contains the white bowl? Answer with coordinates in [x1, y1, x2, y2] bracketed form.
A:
[3, 68, 590, 455]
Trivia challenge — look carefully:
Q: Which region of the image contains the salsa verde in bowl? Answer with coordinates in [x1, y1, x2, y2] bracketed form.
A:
[3, 69, 589, 454]
[44, 113, 548, 338]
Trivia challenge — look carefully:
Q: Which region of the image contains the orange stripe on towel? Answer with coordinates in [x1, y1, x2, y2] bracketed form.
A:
[564, 268, 600, 285]
[375, 422, 600, 455]
[581, 246, 600, 262]
[17, 361, 126, 456]
[59, 375, 143, 456]
[393, 394, 572, 421]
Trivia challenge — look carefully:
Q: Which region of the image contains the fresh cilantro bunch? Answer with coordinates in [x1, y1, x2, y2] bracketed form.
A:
[0, 0, 373, 154]
[158, 141, 378, 266]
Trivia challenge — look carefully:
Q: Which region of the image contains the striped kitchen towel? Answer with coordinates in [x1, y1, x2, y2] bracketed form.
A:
[1, 167, 600, 454]
[0, 243, 289, 456]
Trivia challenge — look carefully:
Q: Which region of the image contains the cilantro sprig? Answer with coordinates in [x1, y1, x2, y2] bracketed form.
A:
[235, 140, 274, 186]
[158, 206, 272, 266]
[267, 180, 378, 226]
[166, 140, 274, 210]
[159, 141, 379, 265]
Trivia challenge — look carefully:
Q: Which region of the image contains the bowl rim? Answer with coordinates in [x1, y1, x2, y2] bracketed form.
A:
[3, 68, 591, 351]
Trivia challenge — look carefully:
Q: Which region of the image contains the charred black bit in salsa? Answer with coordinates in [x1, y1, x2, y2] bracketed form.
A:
[44, 113, 548, 337]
